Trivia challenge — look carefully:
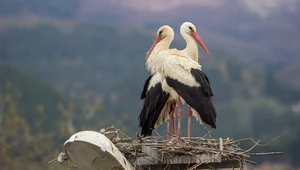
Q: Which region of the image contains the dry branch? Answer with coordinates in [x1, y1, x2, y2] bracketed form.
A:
[98, 126, 283, 166]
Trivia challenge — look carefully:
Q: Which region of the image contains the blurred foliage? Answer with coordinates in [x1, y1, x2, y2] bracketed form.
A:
[0, 23, 300, 169]
[0, 64, 108, 170]
[0, 70, 65, 169]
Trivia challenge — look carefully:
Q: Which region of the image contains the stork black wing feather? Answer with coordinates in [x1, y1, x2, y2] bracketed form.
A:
[165, 68, 216, 128]
[191, 69, 214, 96]
[138, 82, 170, 137]
[141, 74, 154, 99]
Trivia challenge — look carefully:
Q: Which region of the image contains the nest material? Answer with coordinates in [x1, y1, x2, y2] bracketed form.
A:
[99, 126, 283, 167]
[48, 125, 283, 170]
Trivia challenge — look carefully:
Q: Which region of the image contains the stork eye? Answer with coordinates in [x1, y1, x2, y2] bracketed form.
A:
[189, 26, 194, 32]
[159, 30, 163, 35]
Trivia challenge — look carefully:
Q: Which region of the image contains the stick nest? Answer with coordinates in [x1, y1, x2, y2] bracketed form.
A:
[99, 126, 283, 166]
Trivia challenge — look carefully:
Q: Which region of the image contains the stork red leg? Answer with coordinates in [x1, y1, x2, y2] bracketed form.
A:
[171, 102, 177, 135]
[165, 103, 170, 140]
[177, 98, 182, 137]
[188, 107, 192, 138]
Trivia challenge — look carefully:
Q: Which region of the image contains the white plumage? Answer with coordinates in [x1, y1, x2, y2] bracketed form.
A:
[146, 72, 161, 91]
[144, 24, 216, 136]
[139, 23, 215, 138]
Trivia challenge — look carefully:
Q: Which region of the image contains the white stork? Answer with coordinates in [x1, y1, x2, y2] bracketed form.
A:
[144, 25, 216, 137]
[139, 23, 212, 138]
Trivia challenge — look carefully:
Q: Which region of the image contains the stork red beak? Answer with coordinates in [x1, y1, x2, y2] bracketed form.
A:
[191, 32, 209, 53]
[145, 36, 161, 60]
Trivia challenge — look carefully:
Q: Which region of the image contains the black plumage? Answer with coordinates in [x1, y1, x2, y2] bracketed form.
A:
[141, 74, 153, 100]
[165, 68, 217, 128]
[138, 75, 170, 137]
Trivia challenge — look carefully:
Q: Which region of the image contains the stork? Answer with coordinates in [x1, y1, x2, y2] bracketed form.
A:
[139, 23, 210, 138]
[178, 22, 210, 138]
[144, 25, 217, 137]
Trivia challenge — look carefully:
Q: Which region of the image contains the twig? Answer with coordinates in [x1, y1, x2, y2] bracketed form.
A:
[187, 162, 205, 170]
[167, 131, 178, 138]
[245, 162, 256, 170]
[235, 138, 255, 143]
[152, 129, 164, 140]
[243, 140, 260, 153]
[245, 159, 257, 165]
[236, 132, 285, 148]
[248, 152, 283, 156]
[204, 127, 212, 138]
[241, 157, 245, 170]
[136, 133, 143, 143]
[48, 157, 57, 164]
[256, 132, 286, 146]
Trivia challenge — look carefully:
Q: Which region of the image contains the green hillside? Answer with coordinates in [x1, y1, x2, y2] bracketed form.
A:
[1, 23, 300, 168]
[0, 63, 109, 169]
[0, 63, 67, 131]
[0, 64, 67, 169]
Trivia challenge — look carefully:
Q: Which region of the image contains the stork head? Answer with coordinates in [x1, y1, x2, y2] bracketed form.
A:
[145, 25, 174, 60]
[180, 22, 209, 53]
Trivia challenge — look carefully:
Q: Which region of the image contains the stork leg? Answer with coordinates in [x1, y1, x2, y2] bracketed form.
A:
[177, 98, 182, 137]
[165, 103, 170, 140]
[188, 107, 192, 138]
[171, 102, 177, 135]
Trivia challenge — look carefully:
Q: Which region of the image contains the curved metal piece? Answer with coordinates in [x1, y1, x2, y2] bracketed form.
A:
[64, 131, 134, 170]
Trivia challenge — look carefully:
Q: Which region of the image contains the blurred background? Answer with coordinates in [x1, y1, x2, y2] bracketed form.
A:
[0, 0, 300, 169]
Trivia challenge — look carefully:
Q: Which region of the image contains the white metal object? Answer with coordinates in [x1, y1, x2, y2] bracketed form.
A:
[64, 131, 134, 170]
[57, 152, 67, 163]
[219, 137, 223, 151]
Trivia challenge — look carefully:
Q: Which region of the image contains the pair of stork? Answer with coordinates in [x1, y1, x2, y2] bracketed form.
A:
[139, 22, 217, 139]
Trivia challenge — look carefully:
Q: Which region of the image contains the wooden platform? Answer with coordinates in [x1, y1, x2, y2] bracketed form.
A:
[129, 145, 241, 170]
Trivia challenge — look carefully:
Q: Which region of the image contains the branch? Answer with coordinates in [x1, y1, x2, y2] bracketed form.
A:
[136, 133, 143, 143]
[243, 140, 260, 153]
[248, 152, 284, 156]
[187, 162, 205, 170]
[152, 129, 164, 140]
[203, 127, 212, 138]
[237, 132, 285, 148]
[256, 132, 286, 146]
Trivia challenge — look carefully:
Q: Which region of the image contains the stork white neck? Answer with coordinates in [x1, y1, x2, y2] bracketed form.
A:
[156, 37, 173, 51]
[146, 32, 174, 73]
[181, 29, 199, 62]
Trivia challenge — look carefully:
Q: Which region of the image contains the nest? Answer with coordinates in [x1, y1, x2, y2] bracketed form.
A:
[99, 126, 283, 168]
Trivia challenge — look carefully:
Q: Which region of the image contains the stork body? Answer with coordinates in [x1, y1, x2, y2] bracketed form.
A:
[139, 34, 177, 138]
[139, 23, 213, 138]
[180, 22, 203, 138]
[145, 25, 217, 137]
